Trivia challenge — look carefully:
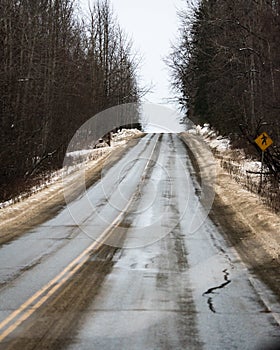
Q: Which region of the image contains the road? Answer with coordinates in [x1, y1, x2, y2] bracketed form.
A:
[0, 133, 279, 350]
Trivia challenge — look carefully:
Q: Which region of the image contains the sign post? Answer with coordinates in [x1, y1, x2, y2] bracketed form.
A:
[254, 132, 273, 192]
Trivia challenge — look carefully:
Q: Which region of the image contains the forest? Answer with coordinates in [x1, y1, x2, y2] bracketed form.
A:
[169, 0, 280, 181]
[0, 0, 140, 202]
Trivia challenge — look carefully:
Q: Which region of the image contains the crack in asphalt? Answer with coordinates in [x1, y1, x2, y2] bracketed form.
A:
[203, 269, 232, 313]
[204, 280, 231, 296]
[207, 297, 216, 313]
[223, 268, 230, 281]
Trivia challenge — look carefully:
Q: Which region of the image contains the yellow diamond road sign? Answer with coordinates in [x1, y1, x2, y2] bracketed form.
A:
[255, 132, 273, 151]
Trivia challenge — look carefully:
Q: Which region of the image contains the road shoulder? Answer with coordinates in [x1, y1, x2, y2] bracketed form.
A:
[0, 137, 144, 246]
[179, 132, 280, 300]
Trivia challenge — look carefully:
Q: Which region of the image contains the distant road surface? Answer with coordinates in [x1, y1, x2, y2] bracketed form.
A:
[0, 134, 279, 350]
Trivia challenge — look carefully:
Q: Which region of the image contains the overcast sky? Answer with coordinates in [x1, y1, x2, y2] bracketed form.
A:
[79, 0, 192, 132]
[112, 0, 186, 105]
[80, 0, 186, 105]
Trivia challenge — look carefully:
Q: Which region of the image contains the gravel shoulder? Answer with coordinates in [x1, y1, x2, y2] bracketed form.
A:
[179, 132, 280, 299]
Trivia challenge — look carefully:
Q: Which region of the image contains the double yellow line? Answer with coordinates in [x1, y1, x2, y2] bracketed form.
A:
[0, 211, 122, 342]
[0, 134, 159, 343]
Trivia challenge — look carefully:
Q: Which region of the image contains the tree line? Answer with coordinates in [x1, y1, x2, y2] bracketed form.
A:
[0, 0, 140, 201]
[168, 0, 280, 179]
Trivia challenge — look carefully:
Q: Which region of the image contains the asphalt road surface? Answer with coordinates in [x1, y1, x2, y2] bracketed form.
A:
[0, 134, 280, 350]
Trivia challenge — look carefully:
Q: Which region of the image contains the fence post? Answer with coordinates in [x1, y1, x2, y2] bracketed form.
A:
[258, 150, 264, 193]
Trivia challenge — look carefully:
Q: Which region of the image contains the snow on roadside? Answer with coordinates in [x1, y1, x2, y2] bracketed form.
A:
[0, 148, 109, 210]
[184, 127, 280, 261]
[112, 128, 143, 145]
[0, 129, 143, 210]
[190, 123, 264, 182]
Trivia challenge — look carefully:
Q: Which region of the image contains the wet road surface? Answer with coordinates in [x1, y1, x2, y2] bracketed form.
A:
[0, 134, 279, 349]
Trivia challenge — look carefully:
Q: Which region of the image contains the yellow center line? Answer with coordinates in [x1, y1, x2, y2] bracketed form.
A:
[0, 211, 121, 342]
[0, 134, 159, 342]
[0, 253, 88, 341]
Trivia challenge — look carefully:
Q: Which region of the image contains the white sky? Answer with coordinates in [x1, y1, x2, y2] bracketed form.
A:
[79, 0, 192, 132]
[79, 0, 186, 105]
[111, 0, 186, 105]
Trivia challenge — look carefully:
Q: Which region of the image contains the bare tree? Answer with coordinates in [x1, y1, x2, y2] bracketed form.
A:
[0, 0, 141, 202]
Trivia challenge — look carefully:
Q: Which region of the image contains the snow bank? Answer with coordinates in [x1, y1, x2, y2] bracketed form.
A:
[192, 124, 229, 151]
[65, 148, 110, 167]
[0, 129, 143, 209]
[112, 128, 142, 143]
[188, 123, 278, 212]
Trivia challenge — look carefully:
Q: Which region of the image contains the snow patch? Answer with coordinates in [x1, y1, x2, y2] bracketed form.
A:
[0, 129, 143, 209]
[188, 123, 278, 212]
[112, 128, 142, 142]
